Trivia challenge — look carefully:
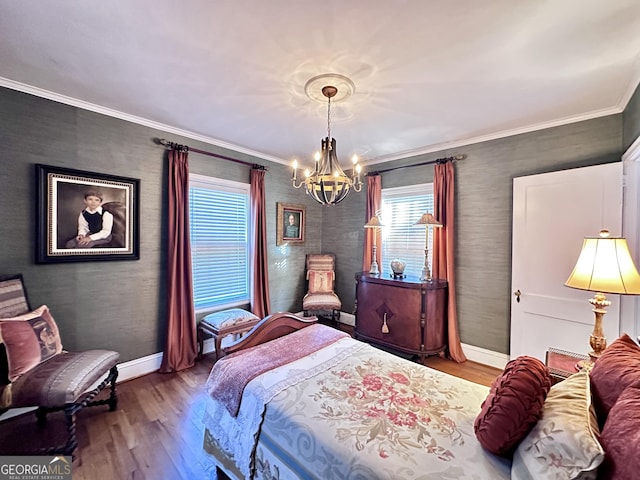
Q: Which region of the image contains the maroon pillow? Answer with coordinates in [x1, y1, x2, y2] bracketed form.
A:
[590, 334, 640, 422]
[599, 384, 640, 480]
[474, 356, 552, 457]
[0, 305, 63, 381]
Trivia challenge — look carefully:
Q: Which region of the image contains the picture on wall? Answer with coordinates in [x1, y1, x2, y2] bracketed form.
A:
[36, 164, 140, 263]
[276, 202, 305, 246]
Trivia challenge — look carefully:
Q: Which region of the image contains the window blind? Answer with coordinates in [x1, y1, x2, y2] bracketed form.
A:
[381, 184, 434, 278]
[189, 174, 250, 311]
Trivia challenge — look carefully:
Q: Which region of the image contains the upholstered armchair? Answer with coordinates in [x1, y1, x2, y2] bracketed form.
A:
[0, 274, 119, 457]
[302, 253, 342, 324]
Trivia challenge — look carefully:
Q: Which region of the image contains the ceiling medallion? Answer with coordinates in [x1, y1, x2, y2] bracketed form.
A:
[304, 73, 356, 104]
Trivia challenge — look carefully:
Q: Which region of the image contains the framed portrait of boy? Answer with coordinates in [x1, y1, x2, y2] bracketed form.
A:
[36, 164, 140, 263]
[276, 202, 305, 246]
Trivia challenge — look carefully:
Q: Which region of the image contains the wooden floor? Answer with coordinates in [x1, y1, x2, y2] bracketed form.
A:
[0, 337, 501, 479]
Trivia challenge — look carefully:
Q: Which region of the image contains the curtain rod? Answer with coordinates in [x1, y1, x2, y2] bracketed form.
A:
[156, 138, 268, 170]
[366, 154, 465, 176]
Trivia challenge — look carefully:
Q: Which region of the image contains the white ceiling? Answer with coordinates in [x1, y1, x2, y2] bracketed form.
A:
[1, 1, 639, 167]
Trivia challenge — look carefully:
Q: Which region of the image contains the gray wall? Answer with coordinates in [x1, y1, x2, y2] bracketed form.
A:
[326, 117, 625, 354]
[1, 82, 639, 361]
[0, 87, 320, 362]
[624, 84, 640, 151]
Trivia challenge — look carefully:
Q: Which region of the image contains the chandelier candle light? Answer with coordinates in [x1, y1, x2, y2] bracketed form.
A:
[414, 213, 443, 282]
[564, 229, 640, 367]
[291, 82, 363, 206]
[364, 215, 383, 275]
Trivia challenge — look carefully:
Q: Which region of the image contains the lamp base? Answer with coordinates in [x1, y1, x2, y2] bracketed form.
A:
[585, 293, 609, 362]
[369, 261, 379, 275]
[576, 359, 595, 371]
[420, 266, 432, 282]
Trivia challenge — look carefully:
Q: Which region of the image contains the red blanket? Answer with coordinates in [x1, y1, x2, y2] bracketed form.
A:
[206, 324, 348, 416]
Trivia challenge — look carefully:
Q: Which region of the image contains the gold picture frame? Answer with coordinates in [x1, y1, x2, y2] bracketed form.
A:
[276, 202, 305, 246]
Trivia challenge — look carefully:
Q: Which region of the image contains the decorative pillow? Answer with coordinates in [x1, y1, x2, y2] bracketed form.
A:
[512, 370, 604, 480]
[474, 356, 552, 457]
[307, 270, 334, 294]
[0, 305, 63, 381]
[201, 308, 260, 331]
[589, 333, 640, 422]
[598, 384, 640, 480]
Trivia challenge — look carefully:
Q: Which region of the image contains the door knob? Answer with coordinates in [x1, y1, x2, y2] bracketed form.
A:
[514, 289, 521, 303]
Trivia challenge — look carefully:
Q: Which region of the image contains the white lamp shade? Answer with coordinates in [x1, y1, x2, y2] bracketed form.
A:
[565, 235, 640, 294]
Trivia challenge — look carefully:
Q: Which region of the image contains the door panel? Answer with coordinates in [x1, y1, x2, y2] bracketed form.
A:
[511, 163, 623, 361]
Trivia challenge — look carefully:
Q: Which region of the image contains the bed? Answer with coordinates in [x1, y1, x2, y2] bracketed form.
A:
[201, 313, 640, 480]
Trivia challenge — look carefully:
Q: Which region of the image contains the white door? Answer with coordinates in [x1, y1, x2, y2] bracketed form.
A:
[510, 163, 623, 361]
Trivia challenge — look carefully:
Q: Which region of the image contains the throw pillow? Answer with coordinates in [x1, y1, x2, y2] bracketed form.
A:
[474, 355, 552, 457]
[307, 270, 334, 294]
[512, 370, 604, 480]
[589, 333, 640, 422]
[598, 384, 640, 480]
[0, 305, 63, 381]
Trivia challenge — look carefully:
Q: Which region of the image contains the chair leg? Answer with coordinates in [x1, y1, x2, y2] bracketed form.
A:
[108, 365, 118, 411]
[214, 335, 222, 362]
[35, 407, 47, 425]
[63, 405, 78, 456]
[197, 327, 204, 359]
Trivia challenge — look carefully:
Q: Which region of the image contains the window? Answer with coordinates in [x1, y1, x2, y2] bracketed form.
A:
[380, 183, 434, 278]
[189, 174, 250, 312]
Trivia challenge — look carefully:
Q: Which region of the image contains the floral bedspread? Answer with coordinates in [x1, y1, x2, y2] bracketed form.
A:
[202, 326, 511, 480]
[254, 340, 511, 480]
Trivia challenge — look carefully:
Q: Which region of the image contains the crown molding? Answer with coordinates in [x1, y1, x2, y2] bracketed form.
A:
[367, 105, 624, 166]
[0, 77, 287, 165]
[2, 76, 634, 168]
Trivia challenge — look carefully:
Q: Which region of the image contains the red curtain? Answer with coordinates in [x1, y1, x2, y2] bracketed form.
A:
[363, 175, 382, 272]
[250, 168, 271, 319]
[160, 148, 198, 373]
[433, 161, 467, 363]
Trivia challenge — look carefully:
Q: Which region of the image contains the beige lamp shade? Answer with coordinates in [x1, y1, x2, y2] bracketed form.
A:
[565, 230, 640, 295]
[364, 216, 383, 228]
[413, 213, 442, 227]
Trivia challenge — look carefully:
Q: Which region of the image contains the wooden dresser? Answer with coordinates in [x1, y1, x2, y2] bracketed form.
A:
[354, 272, 448, 361]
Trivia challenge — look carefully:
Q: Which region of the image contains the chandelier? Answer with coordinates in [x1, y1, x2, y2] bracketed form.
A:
[291, 83, 363, 205]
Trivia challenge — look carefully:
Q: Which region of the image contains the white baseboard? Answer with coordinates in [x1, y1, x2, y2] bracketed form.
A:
[117, 352, 163, 382]
[461, 343, 509, 370]
[338, 312, 355, 327]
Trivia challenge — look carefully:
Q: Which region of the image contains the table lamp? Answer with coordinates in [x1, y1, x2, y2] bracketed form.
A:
[364, 215, 383, 275]
[413, 213, 442, 281]
[565, 229, 640, 366]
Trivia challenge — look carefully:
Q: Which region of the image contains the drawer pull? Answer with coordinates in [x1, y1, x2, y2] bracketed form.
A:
[381, 312, 389, 334]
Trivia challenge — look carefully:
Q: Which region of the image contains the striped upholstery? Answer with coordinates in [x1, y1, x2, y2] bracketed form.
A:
[11, 350, 119, 407]
[0, 275, 30, 319]
[306, 254, 335, 272]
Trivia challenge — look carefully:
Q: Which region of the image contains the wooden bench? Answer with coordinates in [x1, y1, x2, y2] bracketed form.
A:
[197, 308, 261, 361]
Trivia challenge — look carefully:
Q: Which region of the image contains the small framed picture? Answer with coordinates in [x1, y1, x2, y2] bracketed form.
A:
[276, 202, 305, 246]
[36, 164, 140, 263]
